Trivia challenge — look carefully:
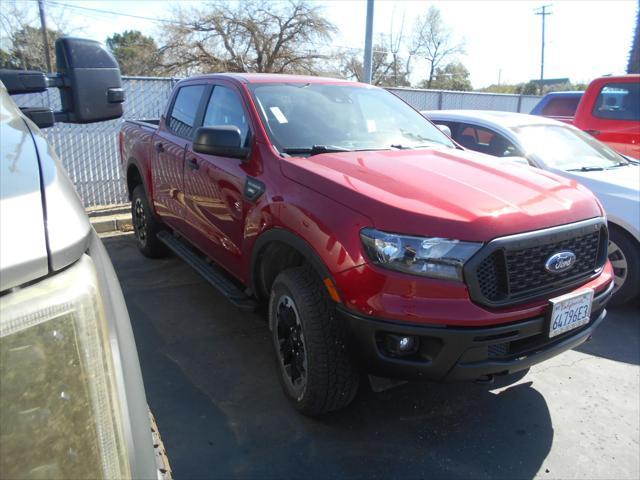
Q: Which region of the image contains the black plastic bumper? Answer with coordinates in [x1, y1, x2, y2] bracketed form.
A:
[340, 281, 613, 382]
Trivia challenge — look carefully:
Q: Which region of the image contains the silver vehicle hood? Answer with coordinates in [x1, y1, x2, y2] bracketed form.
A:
[0, 84, 91, 292]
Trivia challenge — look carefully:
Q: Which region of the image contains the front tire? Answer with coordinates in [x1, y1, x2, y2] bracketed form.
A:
[269, 266, 359, 415]
[608, 225, 639, 307]
[131, 185, 169, 258]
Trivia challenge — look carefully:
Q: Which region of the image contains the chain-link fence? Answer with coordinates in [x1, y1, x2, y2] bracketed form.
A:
[387, 87, 540, 113]
[13, 77, 540, 208]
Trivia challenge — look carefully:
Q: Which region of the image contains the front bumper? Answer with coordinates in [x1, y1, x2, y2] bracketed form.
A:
[340, 279, 613, 382]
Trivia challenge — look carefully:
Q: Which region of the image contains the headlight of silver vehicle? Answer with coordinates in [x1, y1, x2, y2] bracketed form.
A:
[360, 228, 482, 281]
[0, 255, 130, 479]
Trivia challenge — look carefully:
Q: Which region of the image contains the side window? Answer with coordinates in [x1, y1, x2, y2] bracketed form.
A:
[593, 83, 640, 121]
[542, 97, 580, 117]
[203, 86, 250, 147]
[453, 123, 521, 157]
[168, 85, 206, 139]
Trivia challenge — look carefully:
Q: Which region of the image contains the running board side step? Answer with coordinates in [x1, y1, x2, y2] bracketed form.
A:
[157, 231, 257, 311]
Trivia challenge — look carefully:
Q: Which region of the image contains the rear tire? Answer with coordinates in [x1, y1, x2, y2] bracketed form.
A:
[269, 266, 359, 415]
[608, 225, 639, 307]
[131, 185, 169, 258]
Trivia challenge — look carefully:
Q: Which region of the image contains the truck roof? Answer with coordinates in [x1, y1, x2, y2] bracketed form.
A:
[182, 72, 359, 85]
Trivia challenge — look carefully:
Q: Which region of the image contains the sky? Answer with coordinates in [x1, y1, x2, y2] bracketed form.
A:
[2, 0, 638, 88]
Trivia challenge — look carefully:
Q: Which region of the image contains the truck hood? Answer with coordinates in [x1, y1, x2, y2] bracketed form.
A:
[0, 84, 91, 292]
[553, 165, 640, 240]
[281, 148, 602, 241]
[0, 85, 49, 291]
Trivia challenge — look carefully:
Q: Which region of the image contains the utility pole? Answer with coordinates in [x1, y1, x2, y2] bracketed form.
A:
[535, 5, 552, 95]
[363, 0, 374, 84]
[38, 0, 52, 72]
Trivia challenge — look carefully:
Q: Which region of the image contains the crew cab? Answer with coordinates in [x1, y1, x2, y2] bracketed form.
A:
[1, 39, 169, 478]
[120, 74, 614, 415]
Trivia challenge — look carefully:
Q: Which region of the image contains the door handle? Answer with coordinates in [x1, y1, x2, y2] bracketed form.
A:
[154, 142, 165, 153]
[585, 129, 601, 136]
[187, 158, 200, 170]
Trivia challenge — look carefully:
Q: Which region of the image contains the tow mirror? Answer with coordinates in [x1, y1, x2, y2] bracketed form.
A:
[55, 37, 124, 123]
[436, 124, 452, 137]
[193, 126, 250, 160]
[0, 37, 124, 128]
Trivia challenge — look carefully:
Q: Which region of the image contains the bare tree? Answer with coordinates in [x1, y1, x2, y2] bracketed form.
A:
[410, 6, 464, 89]
[339, 36, 410, 87]
[159, 0, 336, 76]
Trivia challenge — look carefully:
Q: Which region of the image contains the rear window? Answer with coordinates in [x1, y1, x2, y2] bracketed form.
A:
[541, 97, 580, 116]
[168, 85, 206, 138]
[592, 82, 639, 121]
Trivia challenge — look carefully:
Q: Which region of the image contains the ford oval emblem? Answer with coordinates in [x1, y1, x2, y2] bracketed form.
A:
[544, 251, 576, 273]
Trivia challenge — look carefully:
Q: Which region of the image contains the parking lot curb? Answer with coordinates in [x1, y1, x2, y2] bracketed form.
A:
[90, 212, 133, 234]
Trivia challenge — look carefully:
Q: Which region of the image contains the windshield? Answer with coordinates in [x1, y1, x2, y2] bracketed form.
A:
[513, 124, 628, 171]
[250, 83, 455, 155]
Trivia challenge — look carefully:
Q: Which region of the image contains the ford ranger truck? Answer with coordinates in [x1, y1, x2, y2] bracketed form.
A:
[120, 74, 615, 416]
[1, 38, 169, 478]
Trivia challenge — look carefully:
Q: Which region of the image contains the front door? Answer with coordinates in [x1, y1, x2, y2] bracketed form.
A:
[183, 83, 253, 279]
[151, 83, 207, 233]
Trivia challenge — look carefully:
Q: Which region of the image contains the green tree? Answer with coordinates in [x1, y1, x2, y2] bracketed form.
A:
[421, 61, 472, 91]
[2, 25, 63, 71]
[106, 30, 162, 76]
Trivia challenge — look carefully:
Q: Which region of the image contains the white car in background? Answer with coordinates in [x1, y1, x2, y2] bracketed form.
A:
[423, 110, 639, 307]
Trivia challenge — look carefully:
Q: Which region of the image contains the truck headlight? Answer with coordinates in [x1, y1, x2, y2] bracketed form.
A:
[360, 228, 482, 281]
[0, 255, 130, 479]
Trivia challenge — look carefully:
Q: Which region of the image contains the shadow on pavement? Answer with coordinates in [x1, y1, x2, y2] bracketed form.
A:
[575, 303, 640, 365]
[105, 235, 553, 480]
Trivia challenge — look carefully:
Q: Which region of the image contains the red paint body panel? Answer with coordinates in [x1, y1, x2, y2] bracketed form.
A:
[573, 74, 640, 158]
[120, 73, 612, 329]
[335, 261, 613, 327]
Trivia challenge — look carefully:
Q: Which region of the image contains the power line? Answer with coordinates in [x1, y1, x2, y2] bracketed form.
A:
[46, 0, 181, 24]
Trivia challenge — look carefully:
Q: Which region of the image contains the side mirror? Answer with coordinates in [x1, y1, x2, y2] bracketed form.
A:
[436, 124, 452, 137]
[193, 126, 250, 160]
[55, 37, 124, 123]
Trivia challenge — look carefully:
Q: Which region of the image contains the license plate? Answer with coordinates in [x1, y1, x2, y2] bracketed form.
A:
[548, 289, 594, 338]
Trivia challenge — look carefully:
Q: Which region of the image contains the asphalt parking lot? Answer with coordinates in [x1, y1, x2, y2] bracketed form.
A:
[104, 233, 640, 480]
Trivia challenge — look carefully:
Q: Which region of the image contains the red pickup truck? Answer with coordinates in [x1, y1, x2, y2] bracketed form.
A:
[120, 74, 614, 415]
[573, 75, 640, 159]
[532, 74, 640, 158]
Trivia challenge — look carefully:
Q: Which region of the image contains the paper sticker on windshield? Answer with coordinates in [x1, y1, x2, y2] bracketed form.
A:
[366, 119, 377, 133]
[270, 107, 288, 124]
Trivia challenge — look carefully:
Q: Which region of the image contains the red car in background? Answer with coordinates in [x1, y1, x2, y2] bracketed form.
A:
[573, 75, 640, 159]
[533, 75, 640, 158]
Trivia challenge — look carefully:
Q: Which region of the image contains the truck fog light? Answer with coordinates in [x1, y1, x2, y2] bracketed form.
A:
[383, 334, 419, 357]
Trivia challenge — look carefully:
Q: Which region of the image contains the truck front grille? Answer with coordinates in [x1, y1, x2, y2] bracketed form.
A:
[466, 218, 608, 308]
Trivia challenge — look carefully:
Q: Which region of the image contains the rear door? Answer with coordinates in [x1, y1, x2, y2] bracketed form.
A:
[151, 83, 207, 233]
[577, 80, 640, 157]
[182, 82, 254, 279]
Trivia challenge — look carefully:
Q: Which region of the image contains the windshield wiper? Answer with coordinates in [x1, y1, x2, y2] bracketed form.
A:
[607, 161, 630, 169]
[567, 166, 605, 172]
[282, 145, 353, 156]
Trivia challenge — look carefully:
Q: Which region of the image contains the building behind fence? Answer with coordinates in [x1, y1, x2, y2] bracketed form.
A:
[14, 77, 539, 208]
